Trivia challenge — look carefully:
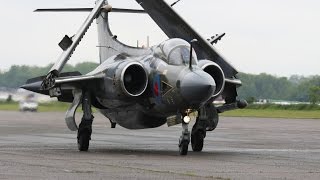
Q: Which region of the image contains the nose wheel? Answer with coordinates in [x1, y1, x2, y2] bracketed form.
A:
[179, 120, 190, 155]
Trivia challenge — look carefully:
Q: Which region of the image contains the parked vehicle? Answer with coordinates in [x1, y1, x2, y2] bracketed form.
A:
[19, 94, 38, 112]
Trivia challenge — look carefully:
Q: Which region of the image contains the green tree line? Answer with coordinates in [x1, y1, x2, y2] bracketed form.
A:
[238, 73, 320, 103]
[0, 62, 98, 88]
[0, 63, 319, 103]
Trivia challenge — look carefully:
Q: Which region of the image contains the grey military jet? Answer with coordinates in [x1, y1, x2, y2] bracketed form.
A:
[22, 0, 247, 155]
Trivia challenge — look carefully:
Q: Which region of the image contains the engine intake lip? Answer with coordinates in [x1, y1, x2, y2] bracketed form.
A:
[120, 62, 148, 97]
[201, 62, 225, 97]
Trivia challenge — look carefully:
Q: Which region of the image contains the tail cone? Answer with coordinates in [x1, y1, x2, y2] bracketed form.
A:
[20, 81, 49, 95]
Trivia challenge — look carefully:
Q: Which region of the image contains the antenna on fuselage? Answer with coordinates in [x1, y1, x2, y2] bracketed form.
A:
[189, 39, 198, 70]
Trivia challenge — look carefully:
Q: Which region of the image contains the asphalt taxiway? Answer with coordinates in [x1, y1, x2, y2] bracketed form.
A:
[0, 111, 319, 179]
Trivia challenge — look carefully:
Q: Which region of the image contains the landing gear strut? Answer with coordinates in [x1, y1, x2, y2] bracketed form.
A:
[191, 103, 219, 152]
[191, 118, 205, 152]
[179, 115, 190, 155]
[77, 91, 94, 151]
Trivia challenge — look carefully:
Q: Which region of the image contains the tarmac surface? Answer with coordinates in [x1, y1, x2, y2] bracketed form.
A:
[0, 111, 319, 180]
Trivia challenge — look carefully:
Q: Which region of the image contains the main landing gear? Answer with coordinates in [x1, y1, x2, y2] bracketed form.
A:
[191, 120, 205, 152]
[191, 103, 219, 152]
[77, 91, 94, 151]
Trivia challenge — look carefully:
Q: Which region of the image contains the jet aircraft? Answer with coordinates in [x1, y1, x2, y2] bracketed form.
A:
[22, 0, 247, 155]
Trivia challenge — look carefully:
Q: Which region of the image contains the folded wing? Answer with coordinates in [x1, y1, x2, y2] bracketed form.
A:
[136, 0, 238, 78]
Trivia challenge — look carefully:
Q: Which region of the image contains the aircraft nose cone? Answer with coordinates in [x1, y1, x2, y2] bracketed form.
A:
[180, 70, 216, 105]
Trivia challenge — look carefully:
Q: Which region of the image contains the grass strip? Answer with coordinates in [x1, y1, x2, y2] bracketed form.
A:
[1, 102, 319, 119]
[222, 109, 320, 119]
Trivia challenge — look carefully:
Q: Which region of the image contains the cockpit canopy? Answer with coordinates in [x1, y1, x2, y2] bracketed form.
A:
[153, 38, 198, 66]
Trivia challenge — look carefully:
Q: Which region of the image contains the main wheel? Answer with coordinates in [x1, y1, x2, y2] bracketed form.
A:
[77, 131, 90, 151]
[179, 140, 189, 155]
[191, 131, 204, 152]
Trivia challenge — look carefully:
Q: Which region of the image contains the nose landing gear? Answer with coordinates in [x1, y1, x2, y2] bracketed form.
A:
[179, 120, 190, 155]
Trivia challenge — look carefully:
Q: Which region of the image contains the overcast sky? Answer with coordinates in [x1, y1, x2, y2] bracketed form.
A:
[0, 0, 319, 77]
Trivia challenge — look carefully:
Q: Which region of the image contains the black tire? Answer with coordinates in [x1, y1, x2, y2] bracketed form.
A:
[179, 140, 189, 155]
[191, 131, 204, 152]
[77, 131, 90, 151]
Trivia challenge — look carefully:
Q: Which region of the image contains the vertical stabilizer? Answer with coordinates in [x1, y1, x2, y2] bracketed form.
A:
[96, 1, 151, 64]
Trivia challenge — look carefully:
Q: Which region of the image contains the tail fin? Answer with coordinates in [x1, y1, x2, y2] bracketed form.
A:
[96, 7, 151, 63]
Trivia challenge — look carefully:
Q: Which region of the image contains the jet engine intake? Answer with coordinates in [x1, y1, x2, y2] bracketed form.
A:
[198, 60, 225, 97]
[120, 62, 148, 97]
[102, 61, 148, 99]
